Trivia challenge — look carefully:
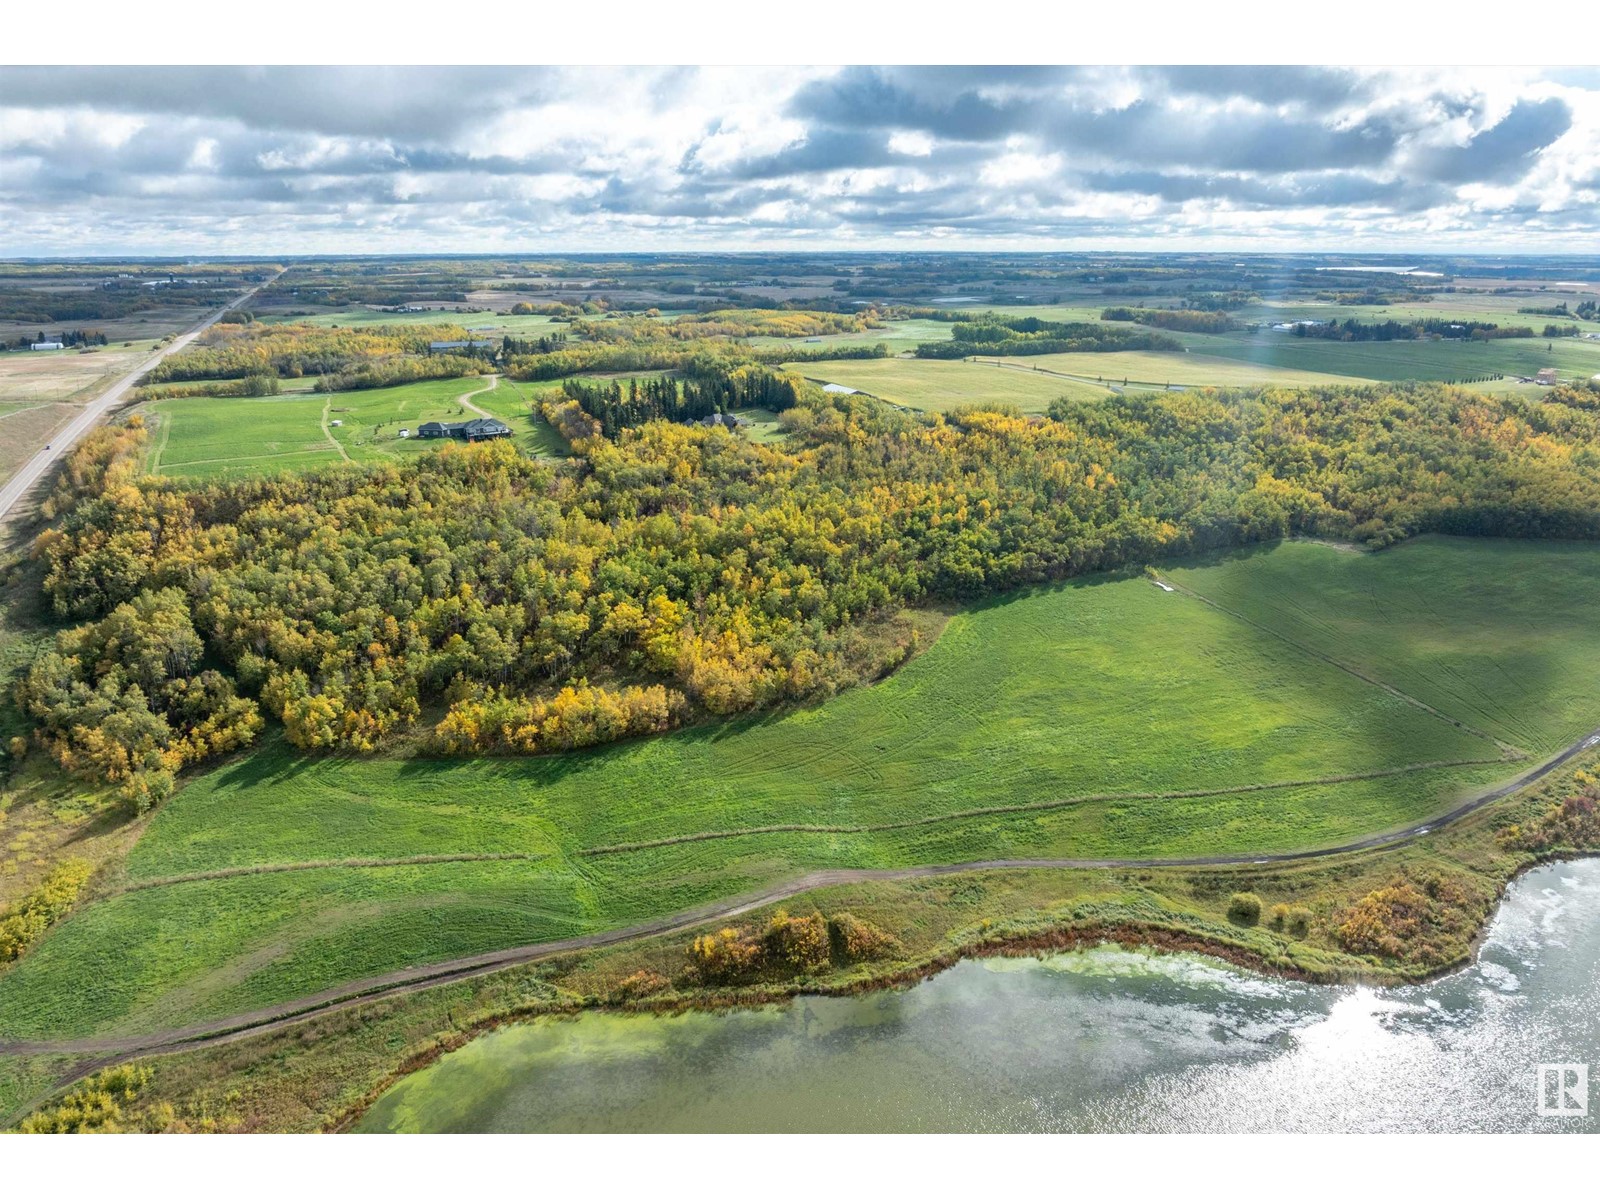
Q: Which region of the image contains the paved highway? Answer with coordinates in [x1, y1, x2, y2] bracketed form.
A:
[0, 272, 281, 523]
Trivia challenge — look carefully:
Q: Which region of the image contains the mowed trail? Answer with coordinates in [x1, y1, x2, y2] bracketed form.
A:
[4, 723, 1594, 1063]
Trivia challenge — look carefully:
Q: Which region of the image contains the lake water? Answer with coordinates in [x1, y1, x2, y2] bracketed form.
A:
[356, 860, 1600, 1133]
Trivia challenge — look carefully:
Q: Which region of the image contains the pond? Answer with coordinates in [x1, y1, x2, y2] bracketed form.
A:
[356, 860, 1600, 1133]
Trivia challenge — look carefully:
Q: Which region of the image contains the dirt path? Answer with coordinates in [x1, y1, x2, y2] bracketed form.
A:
[319, 395, 352, 462]
[454, 374, 500, 417]
[4, 725, 1594, 1064]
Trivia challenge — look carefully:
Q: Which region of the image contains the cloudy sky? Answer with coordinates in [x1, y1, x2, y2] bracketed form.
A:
[3, 65, 1598, 256]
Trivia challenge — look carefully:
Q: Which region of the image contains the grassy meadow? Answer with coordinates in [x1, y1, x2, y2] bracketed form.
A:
[143, 376, 568, 479]
[787, 357, 1113, 411]
[2, 537, 1596, 1042]
[983, 349, 1362, 391]
[1170, 327, 1600, 384]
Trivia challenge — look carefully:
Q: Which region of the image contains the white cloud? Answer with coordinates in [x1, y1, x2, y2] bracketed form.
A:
[1, 66, 1596, 254]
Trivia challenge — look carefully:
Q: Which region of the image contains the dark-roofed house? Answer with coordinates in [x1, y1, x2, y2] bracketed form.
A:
[459, 417, 512, 441]
[417, 417, 512, 441]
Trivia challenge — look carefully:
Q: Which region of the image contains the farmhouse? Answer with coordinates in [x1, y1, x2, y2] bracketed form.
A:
[30, 340, 65, 351]
[1536, 368, 1559, 385]
[427, 340, 496, 352]
[416, 417, 513, 441]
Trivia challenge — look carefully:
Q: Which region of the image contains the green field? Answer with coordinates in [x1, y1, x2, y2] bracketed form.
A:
[985, 349, 1364, 391]
[787, 357, 1113, 412]
[1172, 327, 1600, 385]
[145, 376, 568, 478]
[2, 536, 1597, 1042]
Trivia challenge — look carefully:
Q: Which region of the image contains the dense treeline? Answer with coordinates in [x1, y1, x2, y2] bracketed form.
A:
[312, 355, 484, 393]
[0, 280, 247, 324]
[23, 381, 1600, 799]
[143, 321, 478, 383]
[1101, 307, 1241, 332]
[660, 309, 878, 340]
[508, 337, 888, 381]
[135, 375, 281, 401]
[1314, 290, 1423, 306]
[1184, 291, 1258, 311]
[1048, 382, 1600, 548]
[1291, 317, 1534, 342]
[916, 314, 1180, 358]
[17, 586, 264, 808]
[429, 684, 685, 755]
[1518, 300, 1599, 321]
[561, 363, 805, 437]
[502, 332, 568, 355]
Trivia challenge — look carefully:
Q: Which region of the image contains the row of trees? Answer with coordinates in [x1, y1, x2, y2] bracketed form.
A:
[917, 314, 1181, 358]
[429, 683, 685, 755]
[1101, 307, 1240, 333]
[1290, 317, 1533, 342]
[560, 362, 805, 437]
[1518, 300, 1599, 321]
[143, 321, 480, 383]
[688, 909, 901, 983]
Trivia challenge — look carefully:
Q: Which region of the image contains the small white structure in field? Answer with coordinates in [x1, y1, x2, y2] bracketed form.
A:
[329, 419, 343, 427]
[821, 382, 857, 394]
[31, 340, 64, 351]
[1154, 580, 1176, 592]
[398, 428, 411, 439]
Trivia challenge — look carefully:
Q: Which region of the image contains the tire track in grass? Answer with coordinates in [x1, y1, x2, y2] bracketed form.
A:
[111, 852, 549, 896]
[576, 757, 1507, 857]
[1160, 575, 1527, 758]
[319, 394, 352, 462]
[4, 730, 1596, 1062]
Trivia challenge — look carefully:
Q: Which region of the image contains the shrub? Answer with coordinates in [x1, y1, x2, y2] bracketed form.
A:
[1287, 907, 1313, 938]
[761, 910, 830, 973]
[612, 969, 670, 1000]
[1268, 903, 1290, 930]
[827, 912, 903, 962]
[18, 1065, 150, 1134]
[688, 927, 764, 984]
[1498, 775, 1600, 852]
[1227, 892, 1263, 925]
[1335, 874, 1476, 966]
[0, 859, 93, 964]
